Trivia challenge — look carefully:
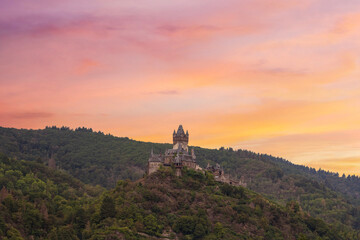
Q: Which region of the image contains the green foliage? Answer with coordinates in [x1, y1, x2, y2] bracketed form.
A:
[264, 167, 284, 182]
[144, 214, 162, 236]
[213, 222, 225, 238]
[305, 218, 330, 237]
[100, 195, 116, 219]
[264, 225, 283, 240]
[1, 127, 360, 238]
[286, 200, 301, 213]
[174, 216, 196, 235]
[0, 155, 103, 240]
[0, 153, 357, 239]
[220, 184, 245, 199]
[23, 203, 44, 236]
[48, 225, 79, 240]
[4, 226, 23, 240]
[194, 223, 206, 238]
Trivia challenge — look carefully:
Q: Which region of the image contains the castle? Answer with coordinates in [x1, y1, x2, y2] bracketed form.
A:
[147, 125, 245, 186]
[148, 125, 199, 177]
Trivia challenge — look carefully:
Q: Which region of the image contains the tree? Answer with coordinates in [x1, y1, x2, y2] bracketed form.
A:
[4, 226, 23, 240]
[0, 213, 5, 236]
[23, 203, 43, 236]
[74, 208, 87, 235]
[144, 214, 162, 236]
[48, 226, 79, 240]
[194, 223, 206, 238]
[213, 222, 225, 238]
[100, 196, 116, 219]
[173, 216, 196, 235]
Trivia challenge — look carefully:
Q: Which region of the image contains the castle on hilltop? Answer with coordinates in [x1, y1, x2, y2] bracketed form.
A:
[148, 125, 199, 177]
[147, 125, 244, 186]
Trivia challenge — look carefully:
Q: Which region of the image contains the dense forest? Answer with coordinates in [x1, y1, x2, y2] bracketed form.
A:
[0, 154, 104, 239]
[1, 126, 360, 237]
[1, 154, 357, 239]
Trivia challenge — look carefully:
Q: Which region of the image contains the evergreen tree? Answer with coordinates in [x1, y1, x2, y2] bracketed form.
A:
[100, 196, 116, 219]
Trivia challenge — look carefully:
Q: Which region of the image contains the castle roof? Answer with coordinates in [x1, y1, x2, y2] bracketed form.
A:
[148, 154, 163, 162]
[175, 125, 185, 136]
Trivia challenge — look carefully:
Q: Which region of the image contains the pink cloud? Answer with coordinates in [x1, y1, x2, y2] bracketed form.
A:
[1, 0, 360, 175]
[1, 111, 54, 120]
[75, 59, 100, 75]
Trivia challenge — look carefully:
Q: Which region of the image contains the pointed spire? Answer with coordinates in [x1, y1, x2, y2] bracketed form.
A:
[186, 130, 189, 136]
[177, 125, 185, 135]
[173, 130, 176, 135]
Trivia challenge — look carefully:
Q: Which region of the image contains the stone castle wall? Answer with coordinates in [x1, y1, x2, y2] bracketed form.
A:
[148, 162, 162, 175]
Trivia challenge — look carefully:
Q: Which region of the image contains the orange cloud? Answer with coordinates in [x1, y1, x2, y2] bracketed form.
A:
[331, 12, 360, 36]
[1, 0, 360, 176]
[75, 59, 100, 75]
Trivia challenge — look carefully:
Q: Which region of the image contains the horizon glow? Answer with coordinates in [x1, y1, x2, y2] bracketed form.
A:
[1, 0, 360, 176]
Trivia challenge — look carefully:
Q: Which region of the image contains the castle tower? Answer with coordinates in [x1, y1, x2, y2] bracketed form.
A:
[147, 125, 198, 177]
[173, 125, 189, 152]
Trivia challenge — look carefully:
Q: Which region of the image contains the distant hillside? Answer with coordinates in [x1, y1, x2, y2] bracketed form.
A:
[1, 126, 360, 233]
[1, 155, 355, 239]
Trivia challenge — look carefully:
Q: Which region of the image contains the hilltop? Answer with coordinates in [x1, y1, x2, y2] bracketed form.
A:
[86, 167, 355, 239]
[1, 154, 355, 239]
[0, 126, 360, 234]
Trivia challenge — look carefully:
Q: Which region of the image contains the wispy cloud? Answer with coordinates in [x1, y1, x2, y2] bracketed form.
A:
[147, 90, 180, 95]
[1, 111, 54, 119]
[1, 0, 360, 175]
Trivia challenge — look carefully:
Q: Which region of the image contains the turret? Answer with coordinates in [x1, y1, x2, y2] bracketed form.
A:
[172, 125, 189, 152]
[173, 125, 189, 145]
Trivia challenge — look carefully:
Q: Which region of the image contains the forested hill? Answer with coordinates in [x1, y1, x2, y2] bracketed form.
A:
[1, 155, 357, 239]
[1, 126, 360, 232]
[1, 126, 359, 191]
[0, 154, 104, 239]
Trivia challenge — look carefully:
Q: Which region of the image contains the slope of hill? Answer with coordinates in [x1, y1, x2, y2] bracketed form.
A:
[1, 126, 360, 233]
[0, 154, 104, 239]
[1, 155, 355, 239]
[0, 126, 158, 187]
[87, 167, 358, 240]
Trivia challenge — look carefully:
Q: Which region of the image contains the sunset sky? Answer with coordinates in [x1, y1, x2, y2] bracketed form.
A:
[1, 0, 360, 175]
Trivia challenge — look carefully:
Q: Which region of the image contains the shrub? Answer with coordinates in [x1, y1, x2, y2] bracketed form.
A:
[173, 216, 196, 235]
[144, 214, 162, 236]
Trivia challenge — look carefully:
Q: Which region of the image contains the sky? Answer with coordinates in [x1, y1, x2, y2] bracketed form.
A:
[1, 0, 360, 176]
